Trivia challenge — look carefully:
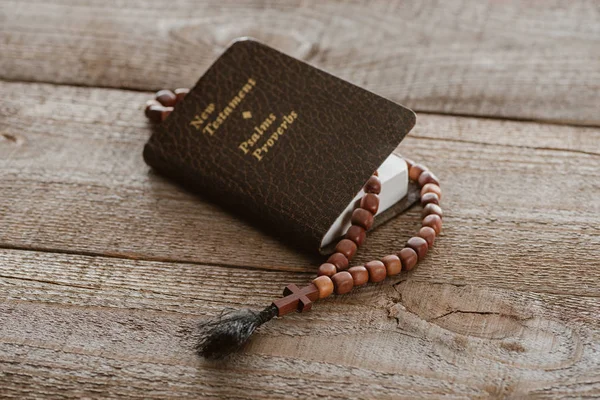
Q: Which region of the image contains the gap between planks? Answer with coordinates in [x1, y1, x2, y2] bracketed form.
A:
[0, 243, 312, 274]
[1, 246, 598, 300]
[2, 77, 599, 131]
[1, 79, 598, 289]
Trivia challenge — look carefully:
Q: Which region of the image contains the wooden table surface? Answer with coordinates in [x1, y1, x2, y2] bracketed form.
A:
[1, 1, 599, 398]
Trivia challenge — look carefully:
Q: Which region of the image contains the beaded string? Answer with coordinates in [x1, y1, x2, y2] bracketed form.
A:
[308, 165, 441, 302]
[145, 89, 443, 358]
[144, 89, 186, 122]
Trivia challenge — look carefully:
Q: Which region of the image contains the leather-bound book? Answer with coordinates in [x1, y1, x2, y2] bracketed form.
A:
[143, 39, 417, 254]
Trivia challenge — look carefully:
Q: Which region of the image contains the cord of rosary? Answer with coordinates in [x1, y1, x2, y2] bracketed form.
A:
[145, 89, 443, 359]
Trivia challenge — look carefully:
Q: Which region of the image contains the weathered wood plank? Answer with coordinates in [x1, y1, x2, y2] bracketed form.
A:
[1, 0, 599, 125]
[1, 82, 599, 299]
[1, 249, 599, 398]
[1, 1, 598, 396]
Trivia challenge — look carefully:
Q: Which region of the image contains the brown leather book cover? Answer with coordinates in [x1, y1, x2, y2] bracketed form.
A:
[143, 39, 416, 253]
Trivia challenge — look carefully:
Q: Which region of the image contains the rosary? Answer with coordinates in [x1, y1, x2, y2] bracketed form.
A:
[146, 89, 443, 359]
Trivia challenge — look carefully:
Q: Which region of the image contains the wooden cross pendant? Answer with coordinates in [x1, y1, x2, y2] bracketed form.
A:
[272, 283, 319, 317]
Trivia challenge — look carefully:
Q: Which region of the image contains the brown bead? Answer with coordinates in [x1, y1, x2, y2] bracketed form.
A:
[327, 252, 349, 270]
[418, 171, 440, 187]
[422, 203, 443, 219]
[317, 263, 337, 277]
[145, 100, 161, 119]
[159, 107, 173, 121]
[345, 225, 366, 246]
[403, 158, 415, 171]
[406, 236, 428, 260]
[420, 192, 440, 206]
[364, 176, 382, 194]
[312, 276, 334, 299]
[351, 208, 374, 230]
[161, 107, 173, 121]
[423, 214, 443, 235]
[409, 164, 426, 182]
[373, 170, 379, 177]
[145, 105, 172, 123]
[398, 247, 418, 271]
[331, 271, 354, 294]
[420, 183, 442, 200]
[360, 193, 380, 215]
[145, 108, 161, 123]
[155, 89, 177, 107]
[174, 88, 189, 103]
[382, 255, 402, 276]
[418, 226, 436, 247]
[348, 266, 369, 286]
[145, 99, 161, 109]
[335, 239, 357, 260]
[365, 260, 386, 283]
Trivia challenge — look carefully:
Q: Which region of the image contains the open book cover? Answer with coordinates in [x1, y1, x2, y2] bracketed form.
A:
[143, 39, 417, 253]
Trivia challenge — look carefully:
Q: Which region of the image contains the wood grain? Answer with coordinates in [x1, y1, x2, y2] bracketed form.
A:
[1, 81, 599, 295]
[1, 0, 599, 396]
[1, 0, 599, 125]
[1, 80, 599, 397]
[1, 248, 599, 399]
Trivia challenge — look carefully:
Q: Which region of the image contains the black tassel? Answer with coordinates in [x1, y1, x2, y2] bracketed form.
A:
[196, 304, 278, 359]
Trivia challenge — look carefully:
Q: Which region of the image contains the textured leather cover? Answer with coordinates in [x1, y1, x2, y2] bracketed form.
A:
[143, 39, 416, 253]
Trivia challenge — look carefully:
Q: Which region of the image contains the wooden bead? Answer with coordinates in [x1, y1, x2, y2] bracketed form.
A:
[144, 100, 161, 120]
[146, 105, 172, 123]
[406, 237, 428, 260]
[161, 107, 173, 121]
[418, 226, 436, 247]
[331, 271, 354, 294]
[418, 171, 440, 187]
[409, 164, 426, 182]
[373, 170, 379, 177]
[365, 260, 387, 283]
[351, 208, 374, 230]
[348, 266, 369, 286]
[360, 193, 380, 214]
[364, 176, 382, 194]
[317, 263, 337, 277]
[398, 247, 418, 271]
[312, 276, 334, 299]
[423, 214, 443, 235]
[335, 239, 357, 260]
[404, 158, 415, 171]
[382, 255, 402, 276]
[155, 89, 177, 107]
[174, 88, 189, 103]
[420, 192, 440, 206]
[345, 225, 366, 246]
[145, 99, 161, 109]
[420, 183, 442, 200]
[145, 108, 161, 123]
[422, 203, 443, 219]
[327, 252, 349, 270]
